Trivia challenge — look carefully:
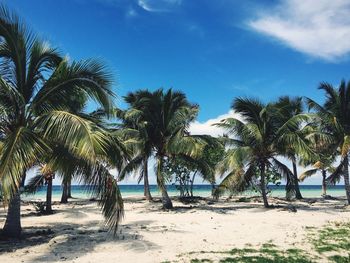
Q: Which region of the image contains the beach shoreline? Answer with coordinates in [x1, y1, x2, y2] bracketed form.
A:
[1, 196, 350, 262]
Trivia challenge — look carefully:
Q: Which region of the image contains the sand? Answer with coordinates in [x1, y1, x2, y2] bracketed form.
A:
[0, 196, 350, 263]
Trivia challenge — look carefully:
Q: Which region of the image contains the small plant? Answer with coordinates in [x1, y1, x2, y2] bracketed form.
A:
[31, 202, 46, 214]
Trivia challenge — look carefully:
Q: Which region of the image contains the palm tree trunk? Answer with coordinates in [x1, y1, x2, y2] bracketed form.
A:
[321, 169, 327, 197]
[190, 171, 197, 197]
[343, 155, 350, 205]
[143, 158, 152, 201]
[260, 164, 269, 208]
[292, 161, 303, 199]
[3, 191, 22, 238]
[67, 179, 72, 198]
[60, 181, 68, 204]
[157, 157, 173, 209]
[46, 176, 53, 213]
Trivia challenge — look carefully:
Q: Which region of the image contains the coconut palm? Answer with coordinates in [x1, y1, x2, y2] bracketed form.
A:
[25, 164, 55, 214]
[116, 108, 153, 201]
[274, 96, 304, 199]
[119, 89, 212, 209]
[215, 98, 311, 207]
[0, 5, 123, 238]
[306, 80, 350, 204]
[300, 158, 336, 197]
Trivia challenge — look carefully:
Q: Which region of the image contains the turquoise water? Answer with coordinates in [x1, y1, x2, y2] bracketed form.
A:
[23, 184, 346, 201]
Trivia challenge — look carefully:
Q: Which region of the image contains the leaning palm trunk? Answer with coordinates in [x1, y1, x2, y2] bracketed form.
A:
[343, 155, 350, 205]
[143, 158, 152, 201]
[260, 164, 269, 208]
[3, 191, 22, 238]
[60, 182, 68, 204]
[46, 176, 53, 213]
[292, 161, 303, 199]
[321, 169, 327, 197]
[157, 157, 173, 209]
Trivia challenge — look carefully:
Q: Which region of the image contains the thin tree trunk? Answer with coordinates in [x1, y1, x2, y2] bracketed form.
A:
[260, 164, 269, 208]
[46, 176, 53, 213]
[60, 181, 68, 204]
[157, 157, 173, 209]
[67, 178, 72, 198]
[190, 171, 197, 197]
[143, 158, 152, 201]
[343, 155, 350, 205]
[292, 161, 303, 199]
[321, 169, 327, 197]
[3, 191, 22, 238]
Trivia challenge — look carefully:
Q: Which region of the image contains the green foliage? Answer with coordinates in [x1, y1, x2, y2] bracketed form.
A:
[164, 156, 192, 197]
[214, 97, 312, 205]
[172, 222, 350, 263]
[306, 80, 350, 187]
[309, 222, 350, 254]
[182, 243, 314, 263]
[0, 4, 125, 234]
[120, 88, 216, 208]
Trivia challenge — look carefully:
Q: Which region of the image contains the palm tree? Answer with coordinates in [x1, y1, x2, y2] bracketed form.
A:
[274, 96, 304, 199]
[306, 80, 350, 204]
[215, 98, 311, 207]
[116, 108, 153, 201]
[120, 89, 212, 209]
[25, 164, 55, 214]
[0, 5, 123, 238]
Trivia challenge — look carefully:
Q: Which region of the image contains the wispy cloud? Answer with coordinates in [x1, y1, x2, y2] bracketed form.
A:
[248, 0, 350, 62]
[189, 110, 242, 137]
[137, 0, 182, 12]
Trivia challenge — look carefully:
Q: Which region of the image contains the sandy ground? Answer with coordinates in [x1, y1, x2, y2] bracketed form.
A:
[0, 196, 350, 263]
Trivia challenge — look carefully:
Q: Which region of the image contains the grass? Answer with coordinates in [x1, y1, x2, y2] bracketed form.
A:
[308, 221, 350, 262]
[168, 221, 350, 263]
[187, 242, 314, 263]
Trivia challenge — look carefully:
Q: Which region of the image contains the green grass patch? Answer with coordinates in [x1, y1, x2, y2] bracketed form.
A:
[308, 221, 350, 262]
[170, 221, 350, 262]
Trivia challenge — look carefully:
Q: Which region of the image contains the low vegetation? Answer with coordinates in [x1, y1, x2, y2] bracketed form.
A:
[167, 221, 350, 263]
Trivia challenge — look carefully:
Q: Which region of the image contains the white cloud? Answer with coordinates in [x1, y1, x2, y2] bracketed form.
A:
[248, 0, 350, 61]
[138, 0, 182, 12]
[189, 110, 241, 137]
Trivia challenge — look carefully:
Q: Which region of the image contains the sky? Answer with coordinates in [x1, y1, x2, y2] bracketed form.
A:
[5, 0, 350, 185]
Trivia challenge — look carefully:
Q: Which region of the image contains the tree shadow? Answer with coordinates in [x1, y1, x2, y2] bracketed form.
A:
[0, 217, 161, 262]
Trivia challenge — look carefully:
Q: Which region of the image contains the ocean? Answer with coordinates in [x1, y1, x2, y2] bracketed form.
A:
[22, 184, 347, 201]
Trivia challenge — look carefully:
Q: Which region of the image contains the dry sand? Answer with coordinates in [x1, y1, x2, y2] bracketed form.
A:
[0, 196, 350, 263]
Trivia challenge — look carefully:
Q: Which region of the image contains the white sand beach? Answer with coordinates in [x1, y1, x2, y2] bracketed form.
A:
[1, 197, 350, 263]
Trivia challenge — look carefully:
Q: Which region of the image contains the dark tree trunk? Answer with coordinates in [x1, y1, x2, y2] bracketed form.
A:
[143, 158, 152, 201]
[60, 181, 68, 204]
[157, 157, 173, 209]
[67, 179, 72, 198]
[321, 169, 327, 197]
[343, 155, 350, 205]
[161, 186, 173, 209]
[292, 161, 303, 199]
[46, 176, 53, 213]
[260, 164, 269, 208]
[190, 171, 197, 197]
[2, 191, 22, 238]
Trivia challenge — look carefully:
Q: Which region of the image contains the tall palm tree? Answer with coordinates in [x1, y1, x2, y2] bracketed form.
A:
[306, 80, 350, 204]
[274, 96, 304, 199]
[119, 89, 212, 209]
[116, 108, 153, 201]
[215, 98, 311, 207]
[0, 6, 123, 238]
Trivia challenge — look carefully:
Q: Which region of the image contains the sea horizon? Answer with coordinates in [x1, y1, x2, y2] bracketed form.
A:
[23, 184, 347, 201]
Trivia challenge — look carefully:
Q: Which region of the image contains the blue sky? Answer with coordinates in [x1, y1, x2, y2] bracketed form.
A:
[6, 0, 350, 185]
